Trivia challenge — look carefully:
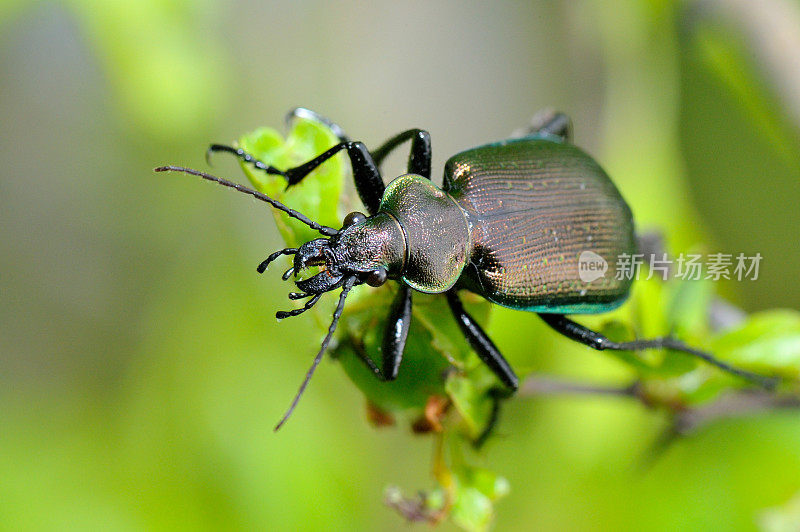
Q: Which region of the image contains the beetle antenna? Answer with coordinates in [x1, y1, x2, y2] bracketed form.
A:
[154, 166, 339, 237]
[274, 276, 356, 431]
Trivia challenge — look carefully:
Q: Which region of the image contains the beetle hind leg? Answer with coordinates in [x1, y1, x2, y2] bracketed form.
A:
[446, 291, 519, 391]
[538, 313, 777, 389]
[520, 109, 573, 142]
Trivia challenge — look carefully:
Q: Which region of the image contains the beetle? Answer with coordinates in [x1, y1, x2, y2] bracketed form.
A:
[156, 108, 774, 430]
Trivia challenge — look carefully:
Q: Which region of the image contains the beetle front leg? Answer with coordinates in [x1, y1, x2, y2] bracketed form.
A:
[353, 284, 413, 381]
[208, 141, 386, 215]
[538, 313, 777, 389]
[445, 291, 519, 391]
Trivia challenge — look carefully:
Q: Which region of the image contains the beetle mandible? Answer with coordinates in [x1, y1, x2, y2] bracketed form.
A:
[156, 108, 773, 430]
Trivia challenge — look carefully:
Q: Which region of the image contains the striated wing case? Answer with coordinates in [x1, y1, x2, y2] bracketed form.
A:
[443, 136, 636, 313]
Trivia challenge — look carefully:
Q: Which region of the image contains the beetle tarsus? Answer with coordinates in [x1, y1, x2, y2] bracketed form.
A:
[608, 337, 778, 390]
[353, 347, 387, 380]
[473, 388, 513, 449]
[207, 144, 287, 178]
[538, 313, 777, 390]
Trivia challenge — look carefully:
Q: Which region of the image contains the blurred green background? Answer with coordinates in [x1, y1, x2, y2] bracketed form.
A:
[2, 0, 800, 530]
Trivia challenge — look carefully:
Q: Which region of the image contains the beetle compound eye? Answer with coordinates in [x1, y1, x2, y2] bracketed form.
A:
[342, 211, 367, 228]
[365, 267, 387, 287]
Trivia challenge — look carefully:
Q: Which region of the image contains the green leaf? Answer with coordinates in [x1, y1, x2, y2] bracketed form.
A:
[451, 486, 493, 532]
[664, 278, 713, 339]
[450, 467, 510, 532]
[445, 371, 493, 439]
[712, 310, 800, 380]
[237, 118, 344, 246]
[759, 491, 800, 532]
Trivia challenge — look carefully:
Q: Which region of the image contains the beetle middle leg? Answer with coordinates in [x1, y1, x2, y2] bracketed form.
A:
[537, 313, 777, 389]
[370, 129, 432, 179]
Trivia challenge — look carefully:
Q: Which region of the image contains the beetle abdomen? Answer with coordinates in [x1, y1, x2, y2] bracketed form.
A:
[444, 136, 635, 313]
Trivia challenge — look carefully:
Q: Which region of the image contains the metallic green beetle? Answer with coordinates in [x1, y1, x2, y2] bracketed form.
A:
[157, 108, 772, 429]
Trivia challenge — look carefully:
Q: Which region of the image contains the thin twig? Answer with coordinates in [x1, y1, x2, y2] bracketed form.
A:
[672, 390, 800, 436]
[518, 374, 800, 464]
[519, 376, 640, 398]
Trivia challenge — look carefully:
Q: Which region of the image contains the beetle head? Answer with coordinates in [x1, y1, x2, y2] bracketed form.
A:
[290, 237, 346, 294]
[276, 210, 406, 299]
